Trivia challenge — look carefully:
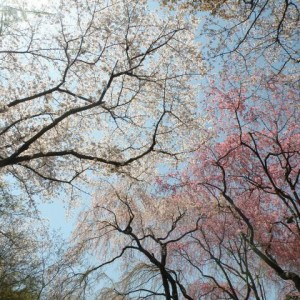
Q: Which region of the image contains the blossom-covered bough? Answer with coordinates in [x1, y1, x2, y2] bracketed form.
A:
[0, 0, 205, 201]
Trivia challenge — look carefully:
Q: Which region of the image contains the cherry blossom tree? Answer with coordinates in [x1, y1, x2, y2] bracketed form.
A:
[0, 0, 205, 201]
[188, 72, 300, 294]
[0, 1, 209, 298]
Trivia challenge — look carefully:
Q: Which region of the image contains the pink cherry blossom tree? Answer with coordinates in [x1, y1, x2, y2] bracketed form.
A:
[188, 72, 300, 294]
